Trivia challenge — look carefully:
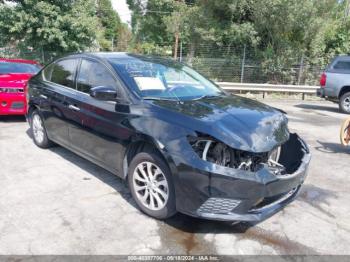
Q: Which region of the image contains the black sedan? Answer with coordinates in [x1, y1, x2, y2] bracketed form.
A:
[26, 52, 311, 221]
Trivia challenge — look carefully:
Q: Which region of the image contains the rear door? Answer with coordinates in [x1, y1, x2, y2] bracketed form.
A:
[39, 59, 79, 146]
[68, 58, 129, 174]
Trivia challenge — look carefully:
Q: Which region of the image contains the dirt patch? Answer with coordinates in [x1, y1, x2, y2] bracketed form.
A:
[242, 227, 318, 254]
[157, 214, 222, 254]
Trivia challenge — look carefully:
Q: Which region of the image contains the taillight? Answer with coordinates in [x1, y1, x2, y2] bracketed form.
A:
[320, 73, 327, 87]
[25, 83, 29, 110]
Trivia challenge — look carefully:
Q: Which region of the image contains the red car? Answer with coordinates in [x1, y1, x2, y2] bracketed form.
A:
[0, 58, 41, 115]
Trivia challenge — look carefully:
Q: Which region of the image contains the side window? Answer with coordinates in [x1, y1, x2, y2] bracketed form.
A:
[333, 61, 350, 70]
[42, 63, 55, 81]
[51, 59, 78, 88]
[77, 59, 116, 93]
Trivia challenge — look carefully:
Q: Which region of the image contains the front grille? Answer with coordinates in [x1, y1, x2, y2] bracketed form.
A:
[0, 87, 24, 93]
[198, 198, 240, 214]
[11, 101, 24, 109]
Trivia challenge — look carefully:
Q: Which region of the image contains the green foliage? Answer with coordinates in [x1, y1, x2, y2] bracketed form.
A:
[311, 16, 350, 67]
[0, 0, 98, 53]
[126, 0, 350, 84]
[97, 0, 122, 50]
[127, 0, 175, 44]
[1, 0, 349, 85]
[0, 0, 127, 54]
[135, 42, 172, 55]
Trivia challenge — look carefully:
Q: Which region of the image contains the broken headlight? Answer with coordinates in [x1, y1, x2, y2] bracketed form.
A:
[267, 146, 286, 175]
[188, 134, 285, 174]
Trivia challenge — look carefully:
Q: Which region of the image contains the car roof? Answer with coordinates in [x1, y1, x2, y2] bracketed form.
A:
[65, 52, 138, 60]
[0, 58, 40, 64]
[333, 55, 350, 61]
[88, 52, 134, 59]
[65, 52, 179, 66]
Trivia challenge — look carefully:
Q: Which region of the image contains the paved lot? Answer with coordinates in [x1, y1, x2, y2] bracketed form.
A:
[0, 100, 349, 255]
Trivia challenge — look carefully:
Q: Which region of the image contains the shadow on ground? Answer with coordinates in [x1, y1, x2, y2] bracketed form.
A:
[294, 103, 341, 114]
[24, 128, 251, 236]
[315, 140, 350, 154]
[0, 115, 26, 122]
[164, 213, 252, 234]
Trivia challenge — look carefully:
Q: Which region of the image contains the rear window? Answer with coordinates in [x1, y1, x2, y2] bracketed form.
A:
[333, 61, 350, 70]
[42, 63, 54, 81]
[0, 62, 41, 74]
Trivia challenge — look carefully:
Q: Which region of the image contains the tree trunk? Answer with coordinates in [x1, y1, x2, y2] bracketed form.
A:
[174, 31, 179, 60]
[187, 40, 196, 66]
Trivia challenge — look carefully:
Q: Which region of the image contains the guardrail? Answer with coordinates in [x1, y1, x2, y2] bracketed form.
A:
[217, 82, 319, 100]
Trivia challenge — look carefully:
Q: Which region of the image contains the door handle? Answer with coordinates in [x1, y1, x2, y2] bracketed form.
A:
[68, 104, 80, 111]
[40, 94, 48, 99]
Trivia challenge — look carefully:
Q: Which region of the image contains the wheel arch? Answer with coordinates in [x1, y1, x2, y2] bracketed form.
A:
[27, 103, 40, 124]
[122, 135, 175, 180]
[338, 86, 350, 99]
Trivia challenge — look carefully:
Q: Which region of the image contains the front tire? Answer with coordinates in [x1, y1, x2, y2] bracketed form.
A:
[339, 92, 350, 114]
[128, 151, 177, 219]
[30, 110, 53, 148]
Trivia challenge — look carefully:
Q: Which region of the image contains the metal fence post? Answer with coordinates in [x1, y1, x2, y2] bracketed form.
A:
[179, 41, 183, 62]
[297, 54, 304, 85]
[41, 47, 45, 63]
[240, 45, 246, 83]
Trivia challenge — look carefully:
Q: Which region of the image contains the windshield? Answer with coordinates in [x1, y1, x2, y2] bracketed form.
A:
[110, 57, 224, 101]
[0, 62, 41, 74]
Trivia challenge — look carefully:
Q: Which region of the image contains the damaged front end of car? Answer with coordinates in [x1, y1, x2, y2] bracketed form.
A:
[188, 132, 307, 177]
[188, 133, 283, 174]
[139, 96, 311, 222]
[173, 132, 311, 222]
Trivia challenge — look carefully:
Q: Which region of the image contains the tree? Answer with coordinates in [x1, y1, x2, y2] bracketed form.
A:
[0, 0, 98, 54]
[127, 0, 174, 45]
[163, 1, 188, 58]
[96, 0, 122, 51]
[116, 23, 133, 51]
[309, 0, 350, 66]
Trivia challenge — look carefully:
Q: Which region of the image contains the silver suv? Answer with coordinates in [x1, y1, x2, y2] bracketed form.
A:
[317, 55, 350, 113]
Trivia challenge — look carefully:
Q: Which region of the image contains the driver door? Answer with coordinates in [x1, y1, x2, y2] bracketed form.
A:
[68, 58, 128, 174]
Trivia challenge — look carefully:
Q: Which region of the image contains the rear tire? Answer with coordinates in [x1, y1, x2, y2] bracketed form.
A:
[30, 110, 53, 148]
[339, 92, 350, 114]
[128, 151, 177, 220]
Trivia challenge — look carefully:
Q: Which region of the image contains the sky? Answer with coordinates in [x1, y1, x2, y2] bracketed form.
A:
[111, 0, 132, 25]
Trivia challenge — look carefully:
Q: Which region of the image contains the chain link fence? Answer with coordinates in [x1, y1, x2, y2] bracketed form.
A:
[0, 43, 325, 86]
[0, 47, 60, 64]
[164, 43, 323, 86]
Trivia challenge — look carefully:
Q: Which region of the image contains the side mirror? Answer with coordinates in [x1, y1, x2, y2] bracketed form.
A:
[90, 86, 117, 101]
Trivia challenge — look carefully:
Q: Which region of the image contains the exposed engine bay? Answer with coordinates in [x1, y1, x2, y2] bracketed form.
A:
[189, 134, 305, 175]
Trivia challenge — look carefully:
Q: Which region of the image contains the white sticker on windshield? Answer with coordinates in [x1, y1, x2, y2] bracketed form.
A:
[134, 77, 166, 91]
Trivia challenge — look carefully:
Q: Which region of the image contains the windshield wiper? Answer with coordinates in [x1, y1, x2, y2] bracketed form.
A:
[142, 96, 179, 101]
[191, 94, 224, 100]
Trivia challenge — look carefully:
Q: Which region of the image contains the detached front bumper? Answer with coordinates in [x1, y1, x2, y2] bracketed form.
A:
[0, 93, 26, 115]
[172, 133, 311, 222]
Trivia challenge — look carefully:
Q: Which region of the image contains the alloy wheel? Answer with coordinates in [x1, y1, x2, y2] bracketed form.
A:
[344, 96, 350, 112]
[132, 161, 169, 211]
[32, 114, 45, 144]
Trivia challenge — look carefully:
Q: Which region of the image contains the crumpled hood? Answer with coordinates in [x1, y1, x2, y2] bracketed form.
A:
[149, 95, 289, 152]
